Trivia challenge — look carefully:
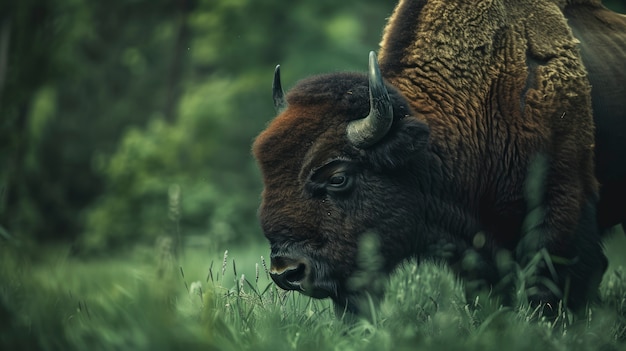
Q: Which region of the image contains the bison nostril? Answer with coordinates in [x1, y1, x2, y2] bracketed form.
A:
[270, 257, 309, 291]
[284, 263, 306, 284]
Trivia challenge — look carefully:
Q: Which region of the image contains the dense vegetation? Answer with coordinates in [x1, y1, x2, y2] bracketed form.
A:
[1, 241, 626, 350]
[1, 0, 625, 350]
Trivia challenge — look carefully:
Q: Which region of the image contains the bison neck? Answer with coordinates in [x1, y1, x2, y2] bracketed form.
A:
[400, 147, 510, 291]
[415, 142, 524, 252]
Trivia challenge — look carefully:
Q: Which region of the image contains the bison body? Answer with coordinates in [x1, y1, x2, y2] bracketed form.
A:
[253, 0, 626, 313]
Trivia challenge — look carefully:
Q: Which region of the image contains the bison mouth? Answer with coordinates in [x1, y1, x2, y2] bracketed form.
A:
[269, 256, 337, 299]
[269, 254, 378, 315]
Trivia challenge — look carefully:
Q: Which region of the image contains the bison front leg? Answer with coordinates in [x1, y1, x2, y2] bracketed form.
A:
[516, 155, 607, 313]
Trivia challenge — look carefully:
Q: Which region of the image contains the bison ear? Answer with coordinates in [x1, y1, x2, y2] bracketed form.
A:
[366, 116, 430, 170]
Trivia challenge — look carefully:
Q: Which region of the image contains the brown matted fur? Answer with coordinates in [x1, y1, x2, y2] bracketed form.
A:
[380, 0, 597, 249]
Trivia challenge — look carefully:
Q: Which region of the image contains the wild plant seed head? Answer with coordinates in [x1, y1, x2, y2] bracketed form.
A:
[222, 250, 228, 277]
[190, 281, 203, 296]
[168, 184, 181, 221]
[261, 256, 269, 278]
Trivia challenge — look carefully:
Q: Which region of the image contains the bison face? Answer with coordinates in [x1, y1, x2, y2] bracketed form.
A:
[253, 52, 431, 312]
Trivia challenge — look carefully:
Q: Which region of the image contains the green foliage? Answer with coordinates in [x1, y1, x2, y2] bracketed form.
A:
[0, 0, 187, 241]
[80, 75, 266, 252]
[1, 244, 625, 350]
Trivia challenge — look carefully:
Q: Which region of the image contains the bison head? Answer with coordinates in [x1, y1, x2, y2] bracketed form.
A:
[253, 52, 438, 312]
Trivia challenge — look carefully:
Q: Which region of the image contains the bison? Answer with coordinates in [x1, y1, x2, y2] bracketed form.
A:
[253, 0, 626, 314]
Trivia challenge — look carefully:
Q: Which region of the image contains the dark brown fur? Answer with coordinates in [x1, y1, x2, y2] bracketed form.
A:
[253, 0, 626, 313]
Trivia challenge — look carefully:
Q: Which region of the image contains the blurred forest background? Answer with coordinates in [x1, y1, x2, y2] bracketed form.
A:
[1, 0, 625, 255]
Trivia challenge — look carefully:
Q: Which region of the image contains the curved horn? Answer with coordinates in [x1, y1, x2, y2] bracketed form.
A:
[273, 65, 288, 113]
[346, 51, 393, 148]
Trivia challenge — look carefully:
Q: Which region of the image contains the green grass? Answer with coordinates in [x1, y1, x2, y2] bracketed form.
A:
[1, 238, 625, 351]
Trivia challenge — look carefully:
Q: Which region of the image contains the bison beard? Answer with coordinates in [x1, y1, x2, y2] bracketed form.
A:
[253, 0, 626, 316]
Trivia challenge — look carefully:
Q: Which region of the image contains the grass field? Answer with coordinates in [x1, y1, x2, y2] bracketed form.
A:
[1, 232, 625, 351]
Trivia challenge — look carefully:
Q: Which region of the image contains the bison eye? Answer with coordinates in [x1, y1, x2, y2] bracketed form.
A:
[307, 159, 357, 196]
[327, 172, 352, 192]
